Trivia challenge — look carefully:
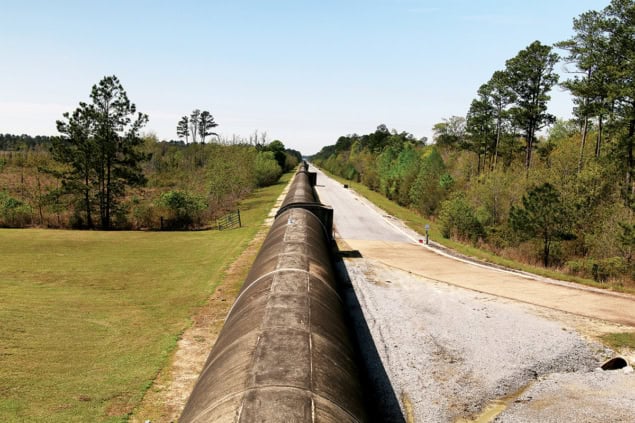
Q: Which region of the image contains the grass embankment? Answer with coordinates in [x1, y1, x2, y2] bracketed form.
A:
[0, 173, 290, 422]
[600, 332, 635, 350]
[319, 168, 628, 293]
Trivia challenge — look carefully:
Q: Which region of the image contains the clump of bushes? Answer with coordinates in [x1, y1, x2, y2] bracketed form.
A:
[0, 191, 32, 227]
[156, 190, 207, 229]
[566, 257, 629, 283]
[439, 193, 485, 243]
[254, 151, 282, 187]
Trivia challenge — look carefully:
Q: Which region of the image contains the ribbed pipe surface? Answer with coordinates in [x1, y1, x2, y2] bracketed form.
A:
[180, 204, 365, 422]
[280, 170, 316, 207]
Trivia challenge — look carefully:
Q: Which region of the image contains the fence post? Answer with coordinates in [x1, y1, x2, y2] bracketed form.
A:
[237, 209, 241, 228]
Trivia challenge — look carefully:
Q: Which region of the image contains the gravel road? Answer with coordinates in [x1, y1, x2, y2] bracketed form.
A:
[312, 165, 635, 422]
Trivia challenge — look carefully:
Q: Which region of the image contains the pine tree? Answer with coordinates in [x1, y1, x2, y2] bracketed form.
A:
[556, 9, 610, 168]
[189, 109, 200, 143]
[53, 104, 97, 228]
[177, 116, 190, 143]
[198, 110, 218, 143]
[510, 183, 574, 267]
[505, 41, 559, 170]
[53, 75, 148, 229]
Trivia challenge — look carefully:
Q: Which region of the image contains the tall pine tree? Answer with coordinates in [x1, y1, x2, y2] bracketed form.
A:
[54, 75, 148, 229]
[505, 41, 559, 170]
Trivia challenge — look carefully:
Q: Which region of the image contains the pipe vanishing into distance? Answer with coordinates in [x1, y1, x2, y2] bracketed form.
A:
[180, 164, 366, 422]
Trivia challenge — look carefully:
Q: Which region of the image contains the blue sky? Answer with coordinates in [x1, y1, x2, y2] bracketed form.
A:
[0, 0, 609, 154]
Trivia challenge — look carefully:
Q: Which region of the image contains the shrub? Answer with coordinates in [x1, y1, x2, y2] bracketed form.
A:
[156, 190, 207, 229]
[131, 200, 157, 229]
[254, 151, 282, 187]
[566, 257, 628, 282]
[283, 151, 300, 172]
[439, 193, 485, 243]
[207, 146, 257, 208]
[343, 164, 358, 181]
[0, 191, 32, 227]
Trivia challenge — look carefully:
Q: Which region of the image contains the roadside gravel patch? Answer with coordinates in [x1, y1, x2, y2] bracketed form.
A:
[340, 258, 625, 422]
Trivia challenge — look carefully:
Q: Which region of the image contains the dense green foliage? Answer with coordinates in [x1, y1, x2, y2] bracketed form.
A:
[0, 75, 301, 230]
[315, 121, 632, 284]
[0, 137, 298, 229]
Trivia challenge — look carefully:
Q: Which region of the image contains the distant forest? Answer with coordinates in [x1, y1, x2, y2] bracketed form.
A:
[0, 133, 54, 150]
[313, 0, 634, 286]
[0, 133, 202, 150]
[0, 76, 301, 231]
[0, 135, 300, 230]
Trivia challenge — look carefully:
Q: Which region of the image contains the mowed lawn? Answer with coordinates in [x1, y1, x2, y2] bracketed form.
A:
[0, 175, 289, 422]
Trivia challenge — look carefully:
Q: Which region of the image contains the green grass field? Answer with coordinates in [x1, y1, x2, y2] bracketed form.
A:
[0, 174, 290, 422]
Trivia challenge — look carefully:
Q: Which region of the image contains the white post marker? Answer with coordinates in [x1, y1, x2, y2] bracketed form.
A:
[425, 224, 430, 245]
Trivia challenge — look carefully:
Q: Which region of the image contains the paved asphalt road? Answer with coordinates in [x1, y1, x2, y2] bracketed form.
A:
[313, 169, 411, 243]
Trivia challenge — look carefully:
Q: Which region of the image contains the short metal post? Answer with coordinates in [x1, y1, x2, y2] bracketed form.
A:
[425, 224, 430, 245]
[237, 209, 241, 228]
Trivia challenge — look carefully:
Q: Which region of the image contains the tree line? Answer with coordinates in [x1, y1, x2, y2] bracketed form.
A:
[0, 76, 301, 230]
[441, 0, 635, 191]
[313, 0, 634, 286]
[0, 133, 54, 150]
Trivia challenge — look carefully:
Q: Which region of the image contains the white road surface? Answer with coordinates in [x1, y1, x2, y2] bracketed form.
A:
[315, 173, 411, 243]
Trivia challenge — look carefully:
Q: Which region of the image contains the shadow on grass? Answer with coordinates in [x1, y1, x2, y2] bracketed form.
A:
[333, 248, 405, 423]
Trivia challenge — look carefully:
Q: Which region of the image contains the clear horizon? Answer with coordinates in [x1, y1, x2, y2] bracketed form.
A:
[1, 0, 609, 155]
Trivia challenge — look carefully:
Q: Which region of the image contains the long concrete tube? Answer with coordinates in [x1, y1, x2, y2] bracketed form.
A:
[180, 166, 366, 422]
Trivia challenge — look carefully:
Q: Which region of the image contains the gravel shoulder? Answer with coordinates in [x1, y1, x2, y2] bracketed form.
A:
[339, 256, 635, 422]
